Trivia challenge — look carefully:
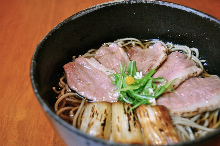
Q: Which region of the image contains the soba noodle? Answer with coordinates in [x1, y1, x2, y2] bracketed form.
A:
[53, 38, 219, 143]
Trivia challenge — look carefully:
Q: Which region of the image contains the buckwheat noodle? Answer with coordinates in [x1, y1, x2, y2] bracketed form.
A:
[53, 38, 219, 142]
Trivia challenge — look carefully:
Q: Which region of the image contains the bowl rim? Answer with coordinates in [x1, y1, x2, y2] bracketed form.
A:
[30, 0, 220, 145]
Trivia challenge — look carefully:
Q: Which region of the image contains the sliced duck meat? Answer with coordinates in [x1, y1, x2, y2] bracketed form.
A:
[95, 43, 130, 73]
[153, 51, 203, 90]
[127, 42, 167, 76]
[63, 57, 119, 102]
[157, 76, 220, 117]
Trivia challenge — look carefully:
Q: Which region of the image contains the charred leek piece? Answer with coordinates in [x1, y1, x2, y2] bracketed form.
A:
[79, 102, 112, 139]
[112, 102, 144, 144]
[136, 105, 180, 145]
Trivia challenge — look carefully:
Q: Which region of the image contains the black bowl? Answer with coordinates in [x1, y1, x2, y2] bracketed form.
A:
[31, 1, 220, 145]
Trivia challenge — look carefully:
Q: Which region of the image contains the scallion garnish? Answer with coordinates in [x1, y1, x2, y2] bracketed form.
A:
[110, 61, 177, 111]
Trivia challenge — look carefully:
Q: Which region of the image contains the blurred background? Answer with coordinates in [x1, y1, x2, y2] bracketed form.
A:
[0, 0, 219, 145]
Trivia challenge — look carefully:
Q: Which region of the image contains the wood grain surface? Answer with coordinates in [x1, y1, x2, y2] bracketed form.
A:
[0, 0, 220, 145]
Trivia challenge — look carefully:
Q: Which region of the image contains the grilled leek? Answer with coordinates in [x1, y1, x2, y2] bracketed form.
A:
[136, 105, 180, 145]
[111, 102, 144, 144]
[79, 102, 112, 139]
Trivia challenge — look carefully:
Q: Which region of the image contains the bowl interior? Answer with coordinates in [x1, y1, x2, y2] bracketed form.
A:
[31, 1, 220, 145]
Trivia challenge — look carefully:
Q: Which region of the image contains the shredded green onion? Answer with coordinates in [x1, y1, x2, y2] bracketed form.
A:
[110, 61, 177, 111]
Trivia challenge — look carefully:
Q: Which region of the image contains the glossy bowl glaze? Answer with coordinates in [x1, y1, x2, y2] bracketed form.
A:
[31, 1, 220, 145]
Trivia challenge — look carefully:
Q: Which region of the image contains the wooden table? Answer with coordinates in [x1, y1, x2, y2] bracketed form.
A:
[1, 0, 220, 145]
